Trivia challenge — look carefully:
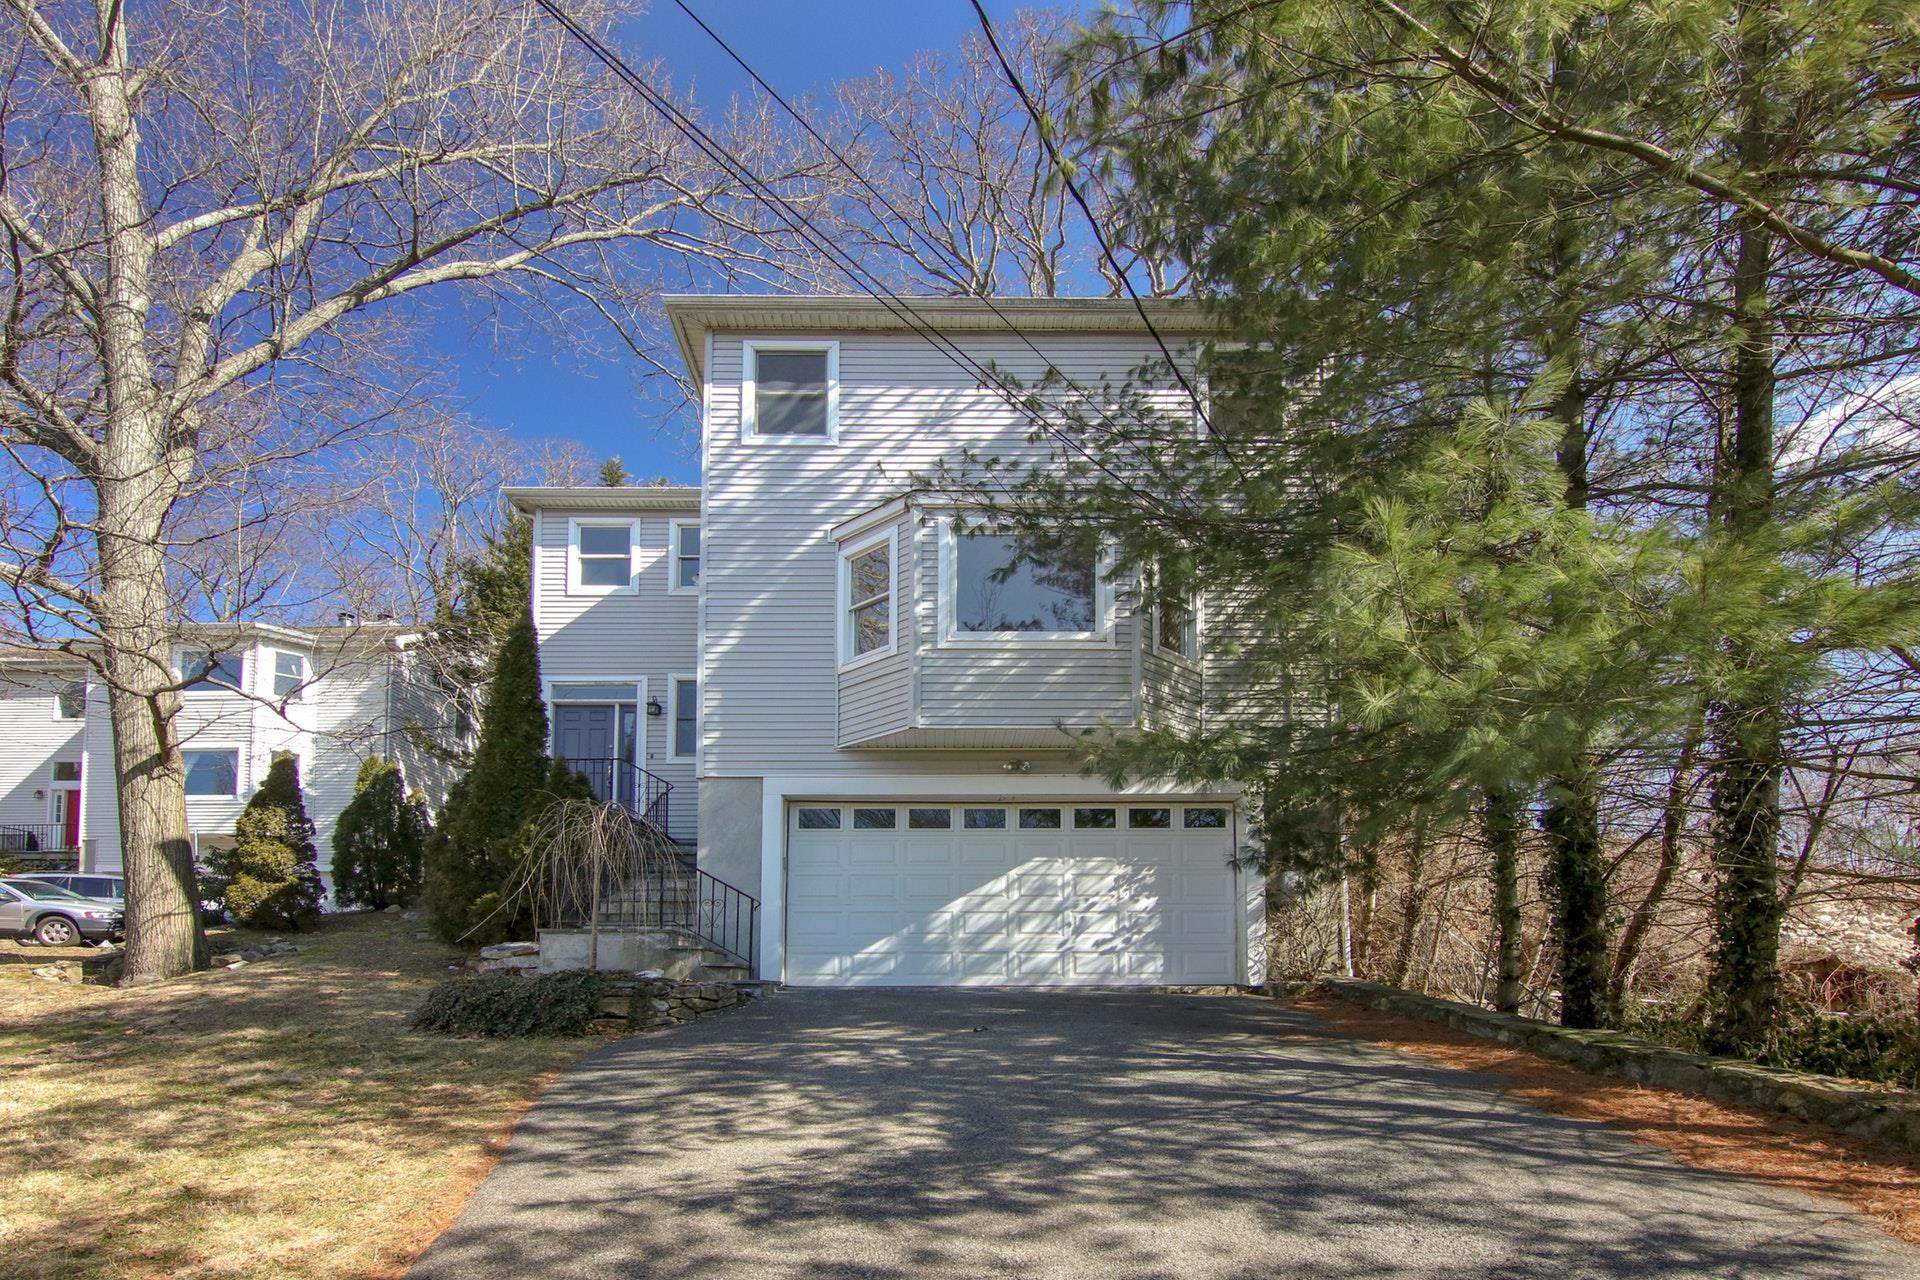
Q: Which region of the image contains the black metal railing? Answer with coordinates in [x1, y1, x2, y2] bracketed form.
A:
[561, 756, 673, 837]
[0, 823, 76, 854]
[583, 866, 758, 973]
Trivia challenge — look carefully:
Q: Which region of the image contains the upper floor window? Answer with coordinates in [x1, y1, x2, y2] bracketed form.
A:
[940, 519, 1109, 645]
[669, 520, 701, 594]
[570, 519, 637, 595]
[671, 676, 698, 759]
[743, 340, 838, 442]
[272, 650, 307, 700]
[182, 748, 240, 796]
[838, 528, 895, 667]
[1157, 597, 1198, 662]
[180, 649, 243, 694]
[54, 680, 85, 720]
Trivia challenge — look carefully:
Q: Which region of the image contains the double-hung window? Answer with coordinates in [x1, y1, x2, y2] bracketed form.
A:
[272, 650, 307, 700]
[180, 650, 243, 693]
[744, 341, 838, 442]
[939, 519, 1109, 645]
[54, 680, 85, 720]
[838, 528, 895, 667]
[571, 520, 637, 594]
[668, 520, 701, 593]
[671, 676, 698, 759]
[1157, 589, 1198, 662]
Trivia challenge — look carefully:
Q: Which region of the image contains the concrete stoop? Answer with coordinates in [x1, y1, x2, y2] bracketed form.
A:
[527, 926, 750, 983]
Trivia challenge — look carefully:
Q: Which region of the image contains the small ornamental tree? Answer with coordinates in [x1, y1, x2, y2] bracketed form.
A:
[425, 608, 575, 945]
[206, 752, 325, 929]
[332, 757, 429, 910]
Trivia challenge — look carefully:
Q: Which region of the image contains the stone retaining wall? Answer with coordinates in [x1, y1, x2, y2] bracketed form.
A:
[1320, 978, 1920, 1153]
[593, 975, 753, 1033]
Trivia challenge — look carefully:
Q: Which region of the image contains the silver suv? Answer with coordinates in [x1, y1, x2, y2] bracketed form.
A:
[0, 877, 124, 946]
[15, 873, 124, 903]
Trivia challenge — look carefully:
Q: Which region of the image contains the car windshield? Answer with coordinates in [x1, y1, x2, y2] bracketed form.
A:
[2, 879, 92, 902]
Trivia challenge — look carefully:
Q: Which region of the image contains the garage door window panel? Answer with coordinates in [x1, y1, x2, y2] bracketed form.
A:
[1018, 808, 1062, 830]
[963, 808, 1006, 829]
[1073, 808, 1118, 829]
[1184, 807, 1229, 829]
[796, 807, 842, 830]
[853, 807, 897, 830]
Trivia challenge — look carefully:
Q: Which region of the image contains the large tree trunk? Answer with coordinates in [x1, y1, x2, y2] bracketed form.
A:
[1484, 786, 1524, 1014]
[86, 17, 205, 981]
[1542, 770, 1611, 1027]
[1705, 7, 1785, 1050]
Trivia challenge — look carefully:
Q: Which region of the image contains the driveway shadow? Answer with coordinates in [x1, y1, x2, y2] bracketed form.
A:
[411, 990, 1920, 1279]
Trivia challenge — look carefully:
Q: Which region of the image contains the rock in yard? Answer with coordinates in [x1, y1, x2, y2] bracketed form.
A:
[383, 904, 403, 913]
[209, 953, 245, 969]
[478, 941, 540, 961]
[29, 963, 75, 983]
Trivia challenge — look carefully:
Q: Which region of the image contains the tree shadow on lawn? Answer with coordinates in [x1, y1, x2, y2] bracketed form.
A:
[412, 990, 1920, 1280]
[0, 913, 591, 1280]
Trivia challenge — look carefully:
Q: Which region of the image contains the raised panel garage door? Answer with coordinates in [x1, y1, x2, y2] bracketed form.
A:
[785, 802, 1238, 987]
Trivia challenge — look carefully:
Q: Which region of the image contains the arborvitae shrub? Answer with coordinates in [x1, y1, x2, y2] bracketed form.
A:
[205, 752, 324, 929]
[411, 970, 609, 1037]
[424, 610, 593, 946]
[331, 756, 428, 909]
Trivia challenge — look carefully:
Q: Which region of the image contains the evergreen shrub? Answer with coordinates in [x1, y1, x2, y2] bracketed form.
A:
[411, 970, 609, 1038]
[203, 752, 324, 928]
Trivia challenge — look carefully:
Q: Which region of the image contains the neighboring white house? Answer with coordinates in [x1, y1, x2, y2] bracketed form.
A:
[515, 295, 1264, 987]
[0, 622, 464, 902]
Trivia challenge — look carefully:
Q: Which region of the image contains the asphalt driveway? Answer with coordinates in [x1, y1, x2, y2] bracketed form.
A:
[412, 990, 1919, 1279]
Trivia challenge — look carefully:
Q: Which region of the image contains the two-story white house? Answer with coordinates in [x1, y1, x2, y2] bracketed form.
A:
[0, 622, 462, 901]
[516, 295, 1264, 987]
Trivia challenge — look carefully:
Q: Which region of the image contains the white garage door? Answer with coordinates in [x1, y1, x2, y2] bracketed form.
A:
[785, 801, 1238, 987]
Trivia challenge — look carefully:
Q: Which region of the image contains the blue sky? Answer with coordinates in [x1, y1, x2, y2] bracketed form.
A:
[429, 1, 1052, 486]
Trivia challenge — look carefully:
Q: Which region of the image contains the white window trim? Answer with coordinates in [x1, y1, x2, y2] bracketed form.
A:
[176, 647, 245, 695]
[836, 525, 899, 671]
[51, 678, 85, 721]
[935, 515, 1115, 649]
[668, 671, 698, 761]
[542, 675, 648, 763]
[566, 517, 641, 597]
[180, 744, 245, 798]
[741, 339, 840, 445]
[1154, 594, 1201, 666]
[270, 649, 309, 701]
[667, 518, 701, 596]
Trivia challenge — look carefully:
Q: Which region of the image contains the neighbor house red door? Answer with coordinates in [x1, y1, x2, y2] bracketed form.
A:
[61, 789, 79, 848]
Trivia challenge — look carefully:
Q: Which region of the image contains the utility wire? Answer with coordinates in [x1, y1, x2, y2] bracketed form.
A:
[966, 0, 1249, 483]
[528, 0, 1182, 518]
[665, 0, 1208, 477]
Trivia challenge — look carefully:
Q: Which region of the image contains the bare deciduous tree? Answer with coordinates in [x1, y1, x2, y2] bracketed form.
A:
[0, 0, 818, 980]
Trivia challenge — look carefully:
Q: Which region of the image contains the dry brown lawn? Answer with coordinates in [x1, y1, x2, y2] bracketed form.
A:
[0, 912, 594, 1279]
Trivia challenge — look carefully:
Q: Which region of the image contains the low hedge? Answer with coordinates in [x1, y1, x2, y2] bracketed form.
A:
[412, 970, 609, 1038]
[1623, 999, 1920, 1089]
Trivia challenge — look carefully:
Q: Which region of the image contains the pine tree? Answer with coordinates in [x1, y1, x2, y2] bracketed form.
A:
[598, 456, 629, 486]
[205, 752, 324, 930]
[423, 608, 564, 945]
[331, 757, 428, 910]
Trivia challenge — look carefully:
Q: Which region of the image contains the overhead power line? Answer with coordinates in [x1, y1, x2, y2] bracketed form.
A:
[528, 0, 1188, 518]
[664, 0, 1222, 479]
[965, 0, 1248, 482]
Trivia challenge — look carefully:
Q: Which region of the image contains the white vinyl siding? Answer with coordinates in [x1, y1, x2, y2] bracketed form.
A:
[530, 506, 701, 844]
[704, 330, 1193, 778]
